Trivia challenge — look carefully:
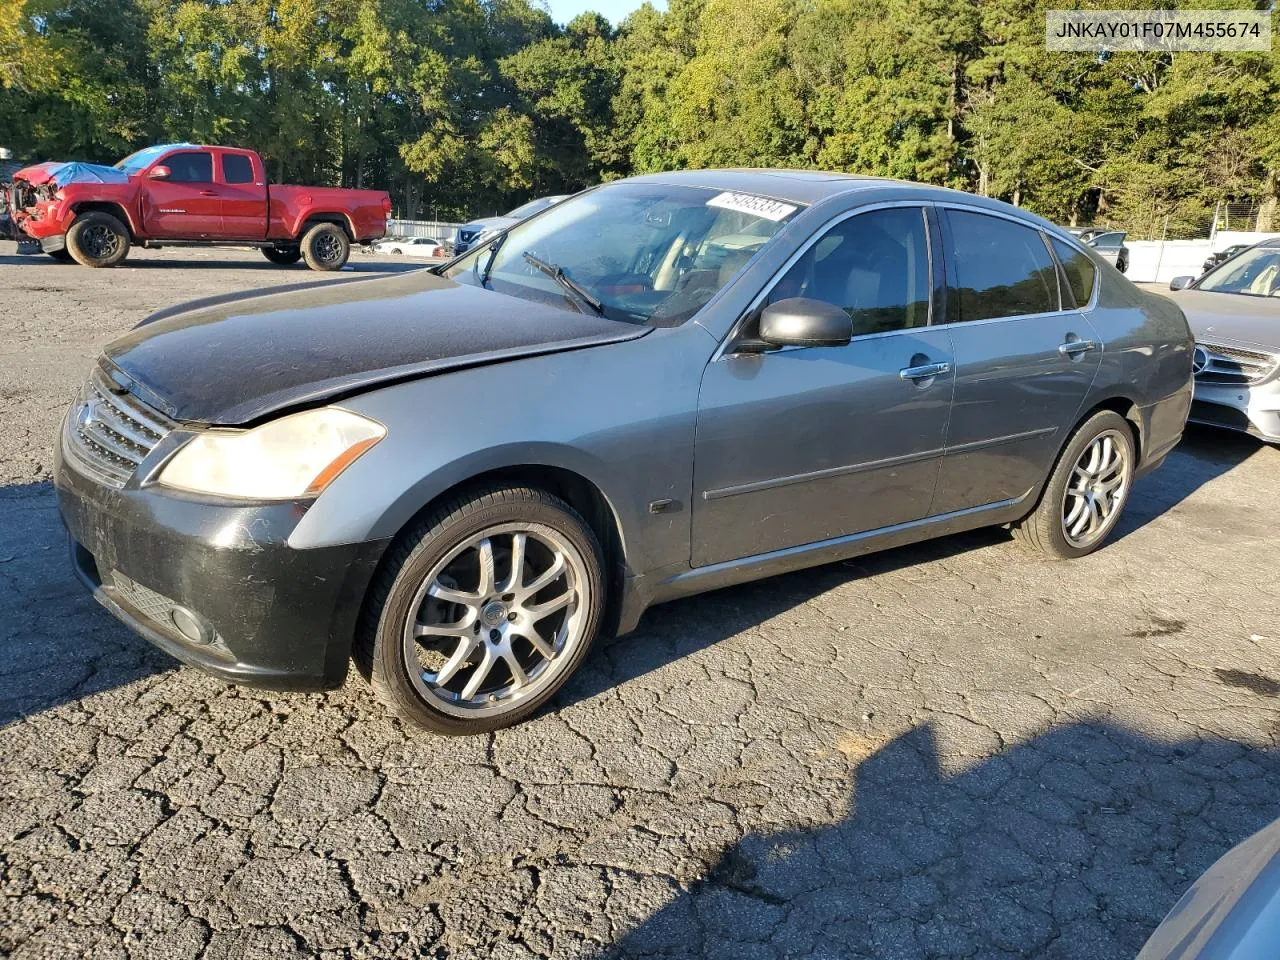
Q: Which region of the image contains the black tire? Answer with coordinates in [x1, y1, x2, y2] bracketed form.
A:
[262, 245, 302, 265]
[1011, 409, 1136, 560]
[66, 211, 130, 268]
[300, 222, 350, 271]
[46, 249, 73, 262]
[354, 485, 606, 735]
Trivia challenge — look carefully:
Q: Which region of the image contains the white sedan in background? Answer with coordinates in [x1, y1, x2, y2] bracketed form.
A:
[373, 237, 450, 258]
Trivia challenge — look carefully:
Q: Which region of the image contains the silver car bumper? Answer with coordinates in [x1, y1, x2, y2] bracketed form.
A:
[1189, 342, 1280, 443]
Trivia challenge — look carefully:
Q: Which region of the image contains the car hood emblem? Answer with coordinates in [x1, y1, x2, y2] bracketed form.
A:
[1191, 346, 1210, 375]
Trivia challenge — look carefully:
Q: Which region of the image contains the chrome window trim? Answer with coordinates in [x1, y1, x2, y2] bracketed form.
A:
[715, 200, 935, 361]
[933, 202, 1097, 324]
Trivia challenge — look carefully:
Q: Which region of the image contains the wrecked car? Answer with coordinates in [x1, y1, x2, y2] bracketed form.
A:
[3, 144, 390, 270]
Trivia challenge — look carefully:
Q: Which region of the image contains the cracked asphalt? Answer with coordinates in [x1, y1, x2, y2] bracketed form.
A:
[3, 247, 1280, 959]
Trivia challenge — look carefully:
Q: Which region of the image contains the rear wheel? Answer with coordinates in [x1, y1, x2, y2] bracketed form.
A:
[355, 486, 605, 734]
[300, 222, 350, 271]
[66, 212, 130, 268]
[262, 245, 302, 265]
[1012, 410, 1136, 559]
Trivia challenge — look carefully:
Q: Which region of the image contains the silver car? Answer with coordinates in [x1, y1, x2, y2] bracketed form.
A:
[1168, 238, 1280, 443]
[54, 171, 1193, 734]
[454, 194, 568, 254]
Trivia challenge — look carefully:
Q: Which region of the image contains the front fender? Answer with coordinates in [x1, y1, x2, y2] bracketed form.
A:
[287, 327, 710, 578]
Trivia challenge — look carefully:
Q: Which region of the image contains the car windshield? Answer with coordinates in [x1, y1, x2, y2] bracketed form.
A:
[444, 182, 800, 326]
[506, 197, 559, 219]
[1198, 246, 1280, 297]
[114, 145, 175, 174]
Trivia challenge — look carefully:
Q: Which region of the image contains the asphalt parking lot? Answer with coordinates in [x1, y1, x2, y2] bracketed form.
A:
[2, 246, 1279, 959]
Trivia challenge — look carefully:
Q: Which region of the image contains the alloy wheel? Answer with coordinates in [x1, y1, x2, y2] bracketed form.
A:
[315, 232, 342, 264]
[83, 224, 121, 260]
[1061, 428, 1131, 548]
[402, 523, 590, 718]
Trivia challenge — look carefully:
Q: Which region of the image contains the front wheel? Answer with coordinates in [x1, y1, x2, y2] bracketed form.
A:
[300, 222, 350, 271]
[262, 245, 302, 265]
[355, 486, 605, 734]
[1012, 410, 1136, 559]
[66, 212, 131, 268]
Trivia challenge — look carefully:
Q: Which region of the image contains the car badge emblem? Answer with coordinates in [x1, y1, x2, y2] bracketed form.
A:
[1191, 346, 1209, 375]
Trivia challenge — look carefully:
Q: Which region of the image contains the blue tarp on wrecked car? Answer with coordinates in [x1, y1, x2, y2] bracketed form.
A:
[46, 162, 130, 185]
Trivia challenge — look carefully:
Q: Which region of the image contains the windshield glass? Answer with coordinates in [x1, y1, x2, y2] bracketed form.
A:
[114, 145, 177, 174]
[1199, 246, 1280, 297]
[445, 183, 800, 325]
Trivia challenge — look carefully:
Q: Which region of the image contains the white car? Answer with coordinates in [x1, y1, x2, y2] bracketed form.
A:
[374, 237, 449, 258]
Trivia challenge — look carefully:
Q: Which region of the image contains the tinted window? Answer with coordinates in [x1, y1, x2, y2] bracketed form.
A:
[947, 211, 1060, 321]
[165, 152, 213, 183]
[222, 153, 253, 184]
[1088, 232, 1125, 250]
[1051, 238, 1097, 308]
[768, 207, 931, 336]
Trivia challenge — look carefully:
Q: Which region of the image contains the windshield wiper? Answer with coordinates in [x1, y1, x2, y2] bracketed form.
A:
[522, 252, 605, 316]
[479, 233, 507, 285]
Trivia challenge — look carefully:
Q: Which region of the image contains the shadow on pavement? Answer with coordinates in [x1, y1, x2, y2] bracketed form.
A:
[1111, 422, 1263, 544]
[602, 719, 1280, 960]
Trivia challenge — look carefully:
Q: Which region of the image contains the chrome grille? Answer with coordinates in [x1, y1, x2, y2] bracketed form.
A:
[64, 367, 174, 488]
[1193, 342, 1277, 385]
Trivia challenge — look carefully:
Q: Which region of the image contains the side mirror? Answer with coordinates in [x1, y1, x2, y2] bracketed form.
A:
[1168, 276, 1194, 291]
[758, 298, 853, 348]
[148, 165, 171, 180]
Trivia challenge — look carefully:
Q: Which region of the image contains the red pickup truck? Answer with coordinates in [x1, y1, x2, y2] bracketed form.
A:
[4, 143, 389, 271]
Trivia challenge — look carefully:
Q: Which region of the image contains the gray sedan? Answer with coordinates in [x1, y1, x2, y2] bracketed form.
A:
[54, 170, 1194, 734]
[1168, 238, 1280, 443]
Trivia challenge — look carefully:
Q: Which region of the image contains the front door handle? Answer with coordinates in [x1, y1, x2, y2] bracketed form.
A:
[900, 360, 951, 381]
[1058, 338, 1098, 357]
[198, 190, 218, 197]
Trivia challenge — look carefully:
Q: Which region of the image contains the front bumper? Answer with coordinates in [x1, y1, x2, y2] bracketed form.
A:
[1190, 381, 1280, 443]
[55, 440, 390, 690]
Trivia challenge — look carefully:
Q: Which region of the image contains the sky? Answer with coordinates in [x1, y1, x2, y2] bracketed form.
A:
[544, 0, 664, 27]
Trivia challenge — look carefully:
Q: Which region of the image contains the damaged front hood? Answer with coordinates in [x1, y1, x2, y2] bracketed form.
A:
[13, 160, 129, 187]
[104, 271, 652, 425]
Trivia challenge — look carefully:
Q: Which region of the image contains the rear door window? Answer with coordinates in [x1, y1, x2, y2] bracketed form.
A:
[165, 152, 213, 183]
[945, 210, 1060, 321]
[1051, 238, 1098, 308]
[222, 154, 254, 184]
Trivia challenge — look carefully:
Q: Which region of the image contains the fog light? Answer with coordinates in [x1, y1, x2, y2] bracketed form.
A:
[170, 606, 212, 645]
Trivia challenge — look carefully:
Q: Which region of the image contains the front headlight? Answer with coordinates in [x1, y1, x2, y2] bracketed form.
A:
[158, 408, 385, 499]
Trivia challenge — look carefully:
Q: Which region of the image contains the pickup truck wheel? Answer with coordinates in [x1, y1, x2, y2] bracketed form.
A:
[262, 245, 302, 265]
[301, 222, 350, 271]
[66, 212, 130, 268]
[354, 485, 605, 734]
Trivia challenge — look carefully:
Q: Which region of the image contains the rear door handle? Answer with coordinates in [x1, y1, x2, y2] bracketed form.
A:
[1058, 339, 1098, 357]
[899, 361, 951, 381]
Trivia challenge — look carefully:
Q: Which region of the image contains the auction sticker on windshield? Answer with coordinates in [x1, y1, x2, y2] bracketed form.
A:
[706, 192, 798, 222]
